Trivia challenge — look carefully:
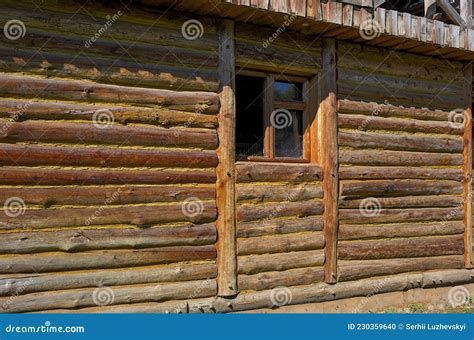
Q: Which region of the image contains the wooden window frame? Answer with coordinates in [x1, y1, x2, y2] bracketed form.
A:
[236, 69, 318, 163]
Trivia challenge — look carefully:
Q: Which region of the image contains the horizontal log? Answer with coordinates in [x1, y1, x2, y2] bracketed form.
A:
[237, 232, 325, 256]
[186, 269, 474, 313]
[0, 224, 217, 253]
[339, 166, 463, 180]
[0, 144, 217, 168]
[0, 74, 219, 113]
[339, 149, 463, 166]
[0, 279, 216, 313]
[0, 245, 216, 273]
[339, 195, 462, 209]
[0, 167, 216, 185]
[338, 113, 464, 135]
[339, 207, 463, 224]
[238, 267, 324, 291]
[236, 162, 322, 183]
[0, 202, 216, 229]
[338, 256, 465, 281]
[0, 43, 219, 92]
[338, 235, 464, 260]
[238, 250, 325, 275]
[237, 183, 323, 203]
[236, 216, 323, 238]
[0, 262, 216, 296]
[339, 221, 464, 240]
[0, 119, 217, 149]
[0, 185, 215, 207]
[0, 98, 218, 128]
[237, 201, 324, 222]
[338, 100, 454, 122]
[340, 180, 462, 198]
[339, 130, 463, 153]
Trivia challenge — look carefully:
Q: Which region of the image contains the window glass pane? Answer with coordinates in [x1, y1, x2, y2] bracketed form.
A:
[235, 75, 265, 157]
[274, 81, 303, 101]
[273, 109, 304, 158]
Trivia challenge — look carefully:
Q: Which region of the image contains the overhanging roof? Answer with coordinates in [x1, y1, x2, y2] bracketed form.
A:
[144, 0, 474, 62]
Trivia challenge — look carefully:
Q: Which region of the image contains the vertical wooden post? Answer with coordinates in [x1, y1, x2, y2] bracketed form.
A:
[320, 38, 339, 283]
[463, 62, 473, 268]
[460, 0, 473, 28]
[216, 19, 238, 296]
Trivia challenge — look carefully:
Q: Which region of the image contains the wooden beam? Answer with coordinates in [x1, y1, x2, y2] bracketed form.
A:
[216, 19, 238, 296]
[320, 38, 339, 283]
[463, 62, 473, 268]
[437, 0, 464, 26]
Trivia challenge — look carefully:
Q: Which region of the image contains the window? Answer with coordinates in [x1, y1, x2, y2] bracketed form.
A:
[235, 73, 313, 162]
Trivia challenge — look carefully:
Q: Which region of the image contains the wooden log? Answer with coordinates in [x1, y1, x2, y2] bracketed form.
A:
[320, 38, 339, 283]
[339, 130, 463, 153]
[339, 207, 463, 224]
[339, 195, 462, 209]
[186, 269, 474, 313]
[237, 232, 325, 256]
[0, 245, 216, 273]
[338, 256, 464, 281]
[0, 74, 219, 113]
[339, 179, 462, 198]
[236, 162, 322, 183]
[0, 262, 216, 296]
[338, 235, 464, 260]
[237, 183, 323, 203]
[237, 216, 324, 238]
[238, 250, 325, 275]
[237, 200, 324, 222]
[0, 167, 216, 185]
[0, 202, 217, 229]
[339, 149, 463, 166]
[0, 98, 218, 128]
[0, 144, 217, 168]
[338, 113, 464, 135]
[0, 279, 216, 313]
[238, 267, 325, 291]
[339, 166, 463, 180]
[0, 119, 217, 149]
[215, 19, 238, 296]
[338, 99, 453, 121]
[339, 221, 464, 240]
[0, 224, 217, 253]
[0, 185, 215, 206]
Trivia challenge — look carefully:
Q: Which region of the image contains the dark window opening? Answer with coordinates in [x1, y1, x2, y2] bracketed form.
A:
[235, 74, 310, 162]
[235, 75, 264, 157]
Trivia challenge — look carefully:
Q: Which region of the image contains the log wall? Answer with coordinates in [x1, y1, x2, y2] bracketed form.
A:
[337, 99, 466, 281]
[235, 162, 326, 291]
[0, 0, 220, 313]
